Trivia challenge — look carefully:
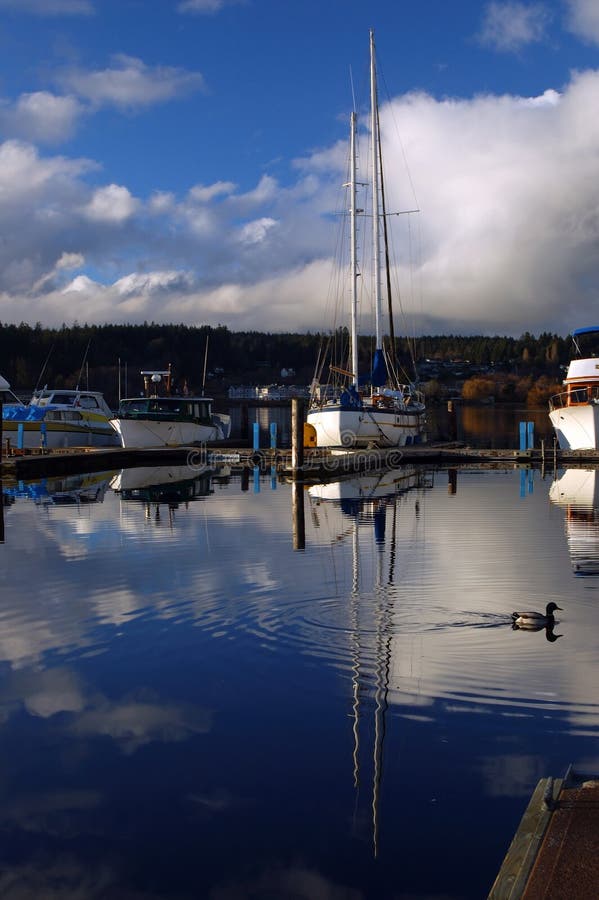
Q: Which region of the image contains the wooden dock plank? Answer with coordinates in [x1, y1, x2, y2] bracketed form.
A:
[488, 778, 562, 899]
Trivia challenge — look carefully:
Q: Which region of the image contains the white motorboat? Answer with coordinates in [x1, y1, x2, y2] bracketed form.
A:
[111, 368, 231, 448]
[2, 384, 119, 449]
[549, 327, 599, 449]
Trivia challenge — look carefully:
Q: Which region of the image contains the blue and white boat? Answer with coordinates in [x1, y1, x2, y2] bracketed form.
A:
[2, 383, 119, 449]
[307, 32, 426, 449]
[549, 327, 599, 449]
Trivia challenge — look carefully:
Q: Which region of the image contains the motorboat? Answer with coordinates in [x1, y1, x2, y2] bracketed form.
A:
[2, 384, 119, 449]
[549, 327, 599, 449]
[111, 368, 231, 448]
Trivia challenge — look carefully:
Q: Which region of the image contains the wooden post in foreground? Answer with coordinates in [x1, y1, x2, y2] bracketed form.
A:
[292, 480, 305, 551]
[291, 398, 305, 475]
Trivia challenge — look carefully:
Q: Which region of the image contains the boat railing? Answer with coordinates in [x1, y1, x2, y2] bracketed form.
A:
[549, 386, 599, 410]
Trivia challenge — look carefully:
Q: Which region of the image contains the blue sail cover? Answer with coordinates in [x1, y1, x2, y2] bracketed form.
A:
[358, 348, 387, 387]
[572, 327, 599, 336]
[2, 405, 51, 422]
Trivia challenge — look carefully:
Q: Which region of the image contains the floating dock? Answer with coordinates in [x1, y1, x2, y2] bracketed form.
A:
[489, 767, 599, 898]
[3, 443, 599, 482]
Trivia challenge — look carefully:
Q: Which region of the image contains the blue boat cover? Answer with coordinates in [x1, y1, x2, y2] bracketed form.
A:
[2, 405, 53, 422]
[572, 327, 599, 336]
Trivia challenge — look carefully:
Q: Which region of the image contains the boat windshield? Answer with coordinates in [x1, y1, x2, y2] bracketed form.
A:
[118, 398, 212, 420]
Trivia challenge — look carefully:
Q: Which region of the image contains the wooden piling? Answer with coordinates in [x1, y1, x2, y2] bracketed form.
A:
[292, 479, 305, 550]
[291, 398, 305, 476]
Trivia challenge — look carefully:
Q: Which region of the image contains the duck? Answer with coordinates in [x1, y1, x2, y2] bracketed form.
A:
[511, 602, 562, 628]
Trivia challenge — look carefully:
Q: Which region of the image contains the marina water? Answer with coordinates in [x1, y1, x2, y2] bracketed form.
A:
[1, 452, 598, 898]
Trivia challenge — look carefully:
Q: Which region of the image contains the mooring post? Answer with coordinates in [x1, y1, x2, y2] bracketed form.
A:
[241, 402, 249, 442]
[447, 400, 457, 441]
[448, 468, 457, 495]
[270, 422, 277, 450]
[527, 421, 534, 450]
[292, 479, 305, 550]
[291, 398, 305, 475]
[17, 422, 24, 450]
[253, 421, 259, 452]
[519, 421, 526, 451]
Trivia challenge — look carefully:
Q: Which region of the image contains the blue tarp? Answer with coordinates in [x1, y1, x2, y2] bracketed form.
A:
[2, 405, 51, 422]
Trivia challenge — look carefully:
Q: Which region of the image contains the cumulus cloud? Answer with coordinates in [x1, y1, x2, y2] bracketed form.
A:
[6, 68, 599, 335]
[0, 0, 93, 13]
[565, 0, 599, 45]
[58, 55, 205, 110]
[0, 92, 83, 143]
[178, 0, 239, 14]
[478, 1, 552, 52]
[83, 184, 139, 223]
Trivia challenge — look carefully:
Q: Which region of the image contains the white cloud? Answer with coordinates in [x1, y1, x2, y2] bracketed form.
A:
[84, 184, 139, 223]
[0, 92, 83, 143]
[565, 0, 599, 45]
[478, 1, 552, 52]
[237, 217, 278, 245]
[0, 0, 93, 13]
[0, 139, 92, 204]
[189, 181, 236, 203]
[114, 270, 195, 296]
[58, 55, 205, 110]
[6, 69, 599, 335]
[177, 0, 239, 14]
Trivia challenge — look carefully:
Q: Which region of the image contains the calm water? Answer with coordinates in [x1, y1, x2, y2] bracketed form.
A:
[1, 460, 598, 899]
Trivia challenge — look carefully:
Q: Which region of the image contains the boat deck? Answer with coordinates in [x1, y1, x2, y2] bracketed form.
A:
[489, 767, 599, 898]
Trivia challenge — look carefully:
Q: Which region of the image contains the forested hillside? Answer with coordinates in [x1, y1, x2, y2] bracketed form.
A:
[0, 321, 571, 407]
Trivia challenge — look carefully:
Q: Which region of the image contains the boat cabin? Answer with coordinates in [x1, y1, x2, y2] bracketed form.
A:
[0, 375, 24, 406]
[117, 396, 215, 425]
[550, 328, 599, 410]
[30, 389, 113, 416]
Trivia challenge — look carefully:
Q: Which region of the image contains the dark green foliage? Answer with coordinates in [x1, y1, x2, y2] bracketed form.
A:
[0, 322, 570, 407]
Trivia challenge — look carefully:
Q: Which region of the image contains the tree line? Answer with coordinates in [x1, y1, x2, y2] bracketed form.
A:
[0, 321, 572, 406]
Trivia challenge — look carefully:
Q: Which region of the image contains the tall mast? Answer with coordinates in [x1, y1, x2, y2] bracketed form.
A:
[349, 111, 359, 389]
[370, 28, 382, 350]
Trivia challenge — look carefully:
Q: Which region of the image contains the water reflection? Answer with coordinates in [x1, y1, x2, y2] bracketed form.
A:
[111, 464, 215, 527]
[0, 465, 599, 898]
[309, 467, 433, 856]
[549, 468, 599, 575]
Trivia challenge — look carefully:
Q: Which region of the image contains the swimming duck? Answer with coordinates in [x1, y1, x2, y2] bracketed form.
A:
[511, 602, 562, 627]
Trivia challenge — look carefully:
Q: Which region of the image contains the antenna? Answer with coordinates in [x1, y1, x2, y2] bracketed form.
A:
[76, 339, 91, 391]
[34, 344, 54, 394]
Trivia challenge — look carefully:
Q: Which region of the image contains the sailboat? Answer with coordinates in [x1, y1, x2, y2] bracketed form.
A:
[307, 31, 426, 449]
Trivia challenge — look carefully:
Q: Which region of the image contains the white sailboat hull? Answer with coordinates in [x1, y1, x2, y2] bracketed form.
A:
[549, 404, 599, 450]
[307, 404, 426, 448]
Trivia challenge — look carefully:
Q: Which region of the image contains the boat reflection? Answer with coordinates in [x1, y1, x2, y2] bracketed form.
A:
[3, 470, 114, 506]
[309, 466, 433, 856]
[110, 464, 215, 525]
[549, 468, 599, 575]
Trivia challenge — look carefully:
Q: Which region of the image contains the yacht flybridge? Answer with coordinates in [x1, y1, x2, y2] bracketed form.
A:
[549, 327, 599, 450]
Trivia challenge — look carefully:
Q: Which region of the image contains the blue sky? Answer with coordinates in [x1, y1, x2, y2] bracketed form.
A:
[1, 0, 599, 336]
